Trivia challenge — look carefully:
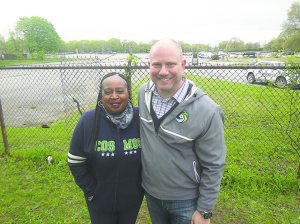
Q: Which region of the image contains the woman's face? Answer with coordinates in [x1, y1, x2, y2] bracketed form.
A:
[101, 75, 129, 115]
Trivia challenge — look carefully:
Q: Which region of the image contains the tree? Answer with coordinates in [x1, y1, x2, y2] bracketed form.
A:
[283, 34, 300, 52]
[180, 42, 192, 52]
[264, 38, 284, 52]
[11, 16, 62, 54]
[221, 37, 245, 52]
[218, 41, 229, 51]
[106, 38, 122, 52]
[192, 43, 212, 52]
[282, 1, 300, 36]
[6, 31, 26, 55]
[138, 42, 151, 53]
[265, 2, 300, 52]
[0, 34, 5, 54]
[244, 42, 261, 51]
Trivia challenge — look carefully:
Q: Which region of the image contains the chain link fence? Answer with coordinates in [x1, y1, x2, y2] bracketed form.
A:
[0, 55, 299, 190]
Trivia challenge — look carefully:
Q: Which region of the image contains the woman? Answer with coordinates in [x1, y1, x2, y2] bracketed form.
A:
[68, 72, 143, 224]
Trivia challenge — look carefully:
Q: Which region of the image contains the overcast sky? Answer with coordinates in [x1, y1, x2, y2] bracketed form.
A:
[0, 0, 297, 46]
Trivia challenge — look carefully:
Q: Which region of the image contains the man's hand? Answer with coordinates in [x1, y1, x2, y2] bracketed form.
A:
[191, 210, 210, 224]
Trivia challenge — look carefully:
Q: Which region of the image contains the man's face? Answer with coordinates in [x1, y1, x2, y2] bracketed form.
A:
[149, 43, 186, 98]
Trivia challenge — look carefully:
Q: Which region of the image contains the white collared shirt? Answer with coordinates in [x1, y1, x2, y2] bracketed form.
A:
[152, 78, 189, 119]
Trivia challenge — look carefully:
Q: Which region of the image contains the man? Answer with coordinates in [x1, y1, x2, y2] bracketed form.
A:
[138, 39, 226, 224]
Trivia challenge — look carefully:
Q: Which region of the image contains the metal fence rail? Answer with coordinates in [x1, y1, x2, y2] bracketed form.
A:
[0, 60, 299, 187]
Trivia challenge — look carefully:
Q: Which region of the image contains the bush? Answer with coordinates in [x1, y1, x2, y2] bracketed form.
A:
[211, 54, 220, 60]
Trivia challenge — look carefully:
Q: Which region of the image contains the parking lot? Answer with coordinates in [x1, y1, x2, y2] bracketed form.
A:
[0, 68, 99, 127]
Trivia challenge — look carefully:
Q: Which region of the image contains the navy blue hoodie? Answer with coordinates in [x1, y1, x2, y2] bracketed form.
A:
[68, 107, 143, 212]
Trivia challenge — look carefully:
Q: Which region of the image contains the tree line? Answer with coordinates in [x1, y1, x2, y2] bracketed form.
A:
[0, 2, 299, 59]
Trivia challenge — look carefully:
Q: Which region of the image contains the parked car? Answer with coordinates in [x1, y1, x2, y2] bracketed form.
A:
[246, 61, 300, 88]
[243, 51, 256, 58]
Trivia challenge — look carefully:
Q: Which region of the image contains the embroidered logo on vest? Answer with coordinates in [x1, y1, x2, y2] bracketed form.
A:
[176, 111, 188, 123]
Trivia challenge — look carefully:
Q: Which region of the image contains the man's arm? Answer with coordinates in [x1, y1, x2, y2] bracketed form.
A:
[194, 107, 226, 211]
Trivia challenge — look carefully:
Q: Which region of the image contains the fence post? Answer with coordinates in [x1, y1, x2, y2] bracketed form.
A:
[0, 98, 9, 154]
[125, 53, 133, 89]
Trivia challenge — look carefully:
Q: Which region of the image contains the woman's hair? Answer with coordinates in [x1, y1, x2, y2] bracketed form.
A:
[90, 72, 131, 152]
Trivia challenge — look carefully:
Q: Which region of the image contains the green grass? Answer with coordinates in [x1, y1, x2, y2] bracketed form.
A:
[0, 58, 64, 67]
[0, 75, 299, 223]
[0, 149, 299, 223]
